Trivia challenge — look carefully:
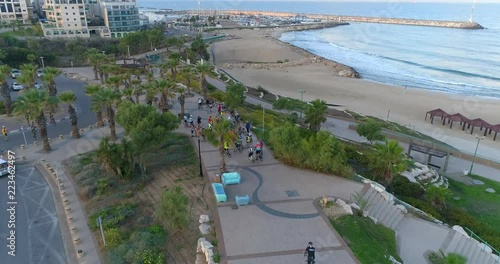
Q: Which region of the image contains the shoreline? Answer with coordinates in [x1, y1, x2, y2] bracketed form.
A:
[211, 28, 500, 161]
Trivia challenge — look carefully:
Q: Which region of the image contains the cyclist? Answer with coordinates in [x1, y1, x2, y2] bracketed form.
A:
[208, 122, 213, 130]
[189, 115, 194, 127]
[198, 97, 203, 109]
[303, 242, 315, 264]
[208, 116, 213, 125]
[255, 141, 263, 160]
[248, 147, 255, 162]
[234, 136, 243, 152]
[223, 140, 229, 154]
[246, 133, 252, 147]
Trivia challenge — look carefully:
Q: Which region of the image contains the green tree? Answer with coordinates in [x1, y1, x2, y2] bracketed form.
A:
[180, 65, 197, 95]
[356, 120, 385, 144]
[190, 34, 210, 61]
[84, 48, 107, 80]
[92, 88, 120, 140]
[224, 82, 246, 110]
[176, 35, 186, 53]
[368, 140, 408, 186]
[41, 67, 62, 96]
[151, 78, 175, 112]
[304, 99, 327, 132]
[176, 86, 187, 117]
[206, 119, 237, 173]
[0, 65, 13, 116]
[426, 186, 450, 210]
[14, 89, 58, 152]
[195, 62, 215, 99]
[85, 84, 105, 127]
[59, 91, 79, 138]
[17, 63, 37, 90]
[165, 36, 178, 53]
[116, 102, 178, 175]
[147, 28, 164, 50]
[155, 186, 189, 230]
[26, 53, 37, 63]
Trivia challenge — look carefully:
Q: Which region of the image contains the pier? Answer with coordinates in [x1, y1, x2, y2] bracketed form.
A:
[179, 10, 484, 30]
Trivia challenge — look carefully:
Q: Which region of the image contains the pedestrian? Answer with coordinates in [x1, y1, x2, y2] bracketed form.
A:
[2, 126, 8, 141]
[303, 242, 315, 264]
[208, 115, 213, 125]
[190, 125, 195, 137]
[197, 116, 202, 125]
[196, 126, 201, 138]
[201, 128, 206, 142]
[216, 116, 220, 124]
[217, 103, 222, 114]
[235, 111, 240, 123]
[245, 121, 250, 134]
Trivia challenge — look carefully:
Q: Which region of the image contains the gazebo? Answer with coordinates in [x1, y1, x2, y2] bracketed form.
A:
[407, 142, 451, 172]
[447, 113, 470, 130]
[425, 108, 449, 125]
[490, 124, 500, 141]
[467, 118, 492, 136]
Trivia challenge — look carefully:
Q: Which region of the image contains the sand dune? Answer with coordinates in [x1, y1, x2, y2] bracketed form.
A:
[213, 29, 500, 159]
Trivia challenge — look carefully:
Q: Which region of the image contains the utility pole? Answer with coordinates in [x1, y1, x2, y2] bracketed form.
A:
[40, 57, 45, 68]
[469, 134, 484, 175]
[299, 89, 306, 119]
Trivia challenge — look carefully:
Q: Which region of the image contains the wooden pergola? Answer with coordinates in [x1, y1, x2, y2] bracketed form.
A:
[491, 125, 500, 141]
[425, 108, 449, 125]
[447, 113, 470, 130]
[467, 118, 492, 136]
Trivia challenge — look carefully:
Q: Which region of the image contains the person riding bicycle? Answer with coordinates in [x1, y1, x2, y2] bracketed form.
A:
[224, 141, 229, 152]
[198, 97, 203, 109]
[246, 133, 253, 145]
[208, 116, 213, 125]
[303, 242, 315, 264]
[234, 136, 243, 151]
[255, 142, 263, 159]
[248, 147, 255, 160]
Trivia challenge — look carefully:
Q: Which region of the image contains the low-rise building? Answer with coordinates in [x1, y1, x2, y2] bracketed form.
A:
[41, 0, 90, 38]
[0, 0, 33, 23]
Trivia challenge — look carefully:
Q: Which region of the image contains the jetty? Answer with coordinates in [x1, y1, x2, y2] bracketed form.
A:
[179, 10, 484, 30]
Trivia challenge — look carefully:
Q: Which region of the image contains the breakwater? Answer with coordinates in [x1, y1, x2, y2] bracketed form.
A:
[179, 10, 484, 30]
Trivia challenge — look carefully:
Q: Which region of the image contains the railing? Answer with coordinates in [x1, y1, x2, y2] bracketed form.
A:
[464, 227, 500, 260]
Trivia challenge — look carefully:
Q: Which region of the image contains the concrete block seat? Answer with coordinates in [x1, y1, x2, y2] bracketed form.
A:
[212, 183, 227, 202]
[235, 195, 250, 207]
[222, 172, 241, 186]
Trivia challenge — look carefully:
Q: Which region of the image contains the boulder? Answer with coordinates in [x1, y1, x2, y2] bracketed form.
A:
[199, 214, 210, 224]
[195, 254, 205, 264]
[373, 185, 385, 193]
[486, 188, 496, 193]
[342, 204, 353, 215]
[335, 199, 347, 207]
[197, 237, 207, 253]
[452, 225, 470, 238]
[414, 162, 424, 168]
[199, 224, 211, 235]
[350, 203, 360, 210]
[425, 172, 433, 179]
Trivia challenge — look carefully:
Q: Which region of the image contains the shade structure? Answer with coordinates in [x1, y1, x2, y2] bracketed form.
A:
[490, 124, 500, 141]
[447, 113, 470, 130]
[425, 108, 449, 124]
[468, 118, 492, 135]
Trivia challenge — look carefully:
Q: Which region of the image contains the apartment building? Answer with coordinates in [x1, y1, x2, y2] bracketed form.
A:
[41, 0, 90, 38]
[99, 0, 140, 38]
[0, 0, 33, 23]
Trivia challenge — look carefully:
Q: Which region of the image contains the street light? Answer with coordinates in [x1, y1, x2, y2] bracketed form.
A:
[469, 134, 485, 175]
[127, 45, 130, 58]
[20, 126, 27, 146]
[198, 138, 203, 177]
[101, 50, 105, 55]
[299, 89, 306, 119]
[40, 57, 45, 68]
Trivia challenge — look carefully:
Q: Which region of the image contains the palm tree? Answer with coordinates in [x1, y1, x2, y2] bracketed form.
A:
[368, 140, 408, 186]
[131, 79, 142, 103]
[151, 79, 174, 112]
[122, 87, 135, 103]
[41, 67, 62, 96]
[84, 49, 107, 80]
[176, 86, 186, 117]
[59, 91, 79, 138]
[0, 65, 13, 116]
[426, 186, 450, 210]
[195, 62, 216, 99]
[85, 84, 105, 127]
[207, 119, 237, 173]
[17, 63, 37, 91]
[304, 99, 327, 132]
[180, 65, 196, 95]
[105, 75, 122, 91]
[14, 89, 58, 152]
[176, 35, 186, 53]
[166, 58, 180, 81]
[92, 88, 120, 140]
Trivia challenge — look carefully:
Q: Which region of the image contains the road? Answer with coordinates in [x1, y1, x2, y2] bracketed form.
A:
[0, 165, 66, 263]
[1, 75, 93, 151]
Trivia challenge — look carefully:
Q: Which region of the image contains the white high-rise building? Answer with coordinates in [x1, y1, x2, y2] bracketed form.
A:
[0, 0, 33, 23]
[41, 0, 90, 38]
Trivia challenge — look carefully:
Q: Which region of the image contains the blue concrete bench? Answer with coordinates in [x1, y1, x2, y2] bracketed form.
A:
[212, 183, 227, 202]
[222, 172, 241, 186]
[235, 195, 250, 207]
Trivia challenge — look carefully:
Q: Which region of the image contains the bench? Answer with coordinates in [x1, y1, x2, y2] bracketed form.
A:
[212, 183, 227, 202]
[222, 172, 241, 186]
[235, 195, 250, 207]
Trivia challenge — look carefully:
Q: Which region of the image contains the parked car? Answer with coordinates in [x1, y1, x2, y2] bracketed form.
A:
[37, 69, 43, 78]
[11, 69, 20, 79]
[34, 81, 41, 89]
[11, 82, 24, 91]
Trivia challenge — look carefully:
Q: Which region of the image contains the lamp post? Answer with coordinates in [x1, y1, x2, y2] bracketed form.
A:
[101, 50, 105, 55]
[299, 89, 306, 119]
[469, 134, 485, 175]
[20, 126, 27, 146]
[198, 138, 203, 177]
[40, 57, 45, 68]
[262, 105, 265, 132]
[127, 45, 130, 58]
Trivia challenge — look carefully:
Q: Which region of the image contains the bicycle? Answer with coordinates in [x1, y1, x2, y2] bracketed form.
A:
[222, 148, 231, 158]
[234, 142, 243, 153]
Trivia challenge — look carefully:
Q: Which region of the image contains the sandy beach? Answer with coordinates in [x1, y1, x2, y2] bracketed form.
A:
[212, 28, 500, 160]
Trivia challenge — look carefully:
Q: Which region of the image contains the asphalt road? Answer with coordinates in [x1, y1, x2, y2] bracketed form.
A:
[1, 75, 93, 151]
[0, 165, 66, 263]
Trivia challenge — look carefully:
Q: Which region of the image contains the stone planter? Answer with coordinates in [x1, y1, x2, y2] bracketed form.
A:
[20, 144, 25, 149]
[59, 135, 64, 139]
[65, 207, 72, 212]
[70, 225, 77, 233]
[73, 236, 80, 245]
[68, 216, 74, 223]
[63, 199, 69, 204]
[77, 250, 84, 258]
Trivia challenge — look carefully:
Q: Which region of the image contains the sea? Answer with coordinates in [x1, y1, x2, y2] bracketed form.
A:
[138, 1, 500, 98]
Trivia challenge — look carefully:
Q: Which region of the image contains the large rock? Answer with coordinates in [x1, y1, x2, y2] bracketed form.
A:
[197, 237, 207, 253]
[335, 199, 347, 207]
[342, 204, 353, 215]
[350, 203, 361, 210]
[195, 254, 205, 264]
[421, 166, 430, 175]
[414, 162, 424, 168]
[199, 223, 211, 235]
[199, 215, 210, 224]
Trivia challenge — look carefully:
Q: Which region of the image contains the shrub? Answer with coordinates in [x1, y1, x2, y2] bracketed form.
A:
[209, 90, 225, 102]
[155, 186, 190, 230]
[96, 178, 110, 196]
[107, 226, 167, 264]
[105, 228, 125, 249]
[213, 253, 221, 263]
[387, 176, 425, 199]
[401, 196, 442, 220]
[135, 249, 165, 264]
[89, 204, 137, 230]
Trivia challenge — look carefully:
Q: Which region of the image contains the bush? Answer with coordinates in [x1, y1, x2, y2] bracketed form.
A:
[89, 204, 137, 230]
[209, 90, 225, 102]
[135, 249, 165, 264]
[107, 226, 167, 264]
[0, 101, 5, 115]
[105, 228, 125, 249]
[387, 176, 425, 199]
[155, 186, 190, 230]
[400, 196, 442, 220]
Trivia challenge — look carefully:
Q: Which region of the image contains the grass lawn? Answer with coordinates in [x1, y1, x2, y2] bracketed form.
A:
[0, 29, 43, 37]
[330, 215, 402, 264]
[446, 174, 500, 233]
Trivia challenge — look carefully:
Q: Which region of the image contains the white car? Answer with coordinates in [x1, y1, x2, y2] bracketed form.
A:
[11, 69, 20, 79]
[37, 69, 43, 77]
[11, 82, 24, 91]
